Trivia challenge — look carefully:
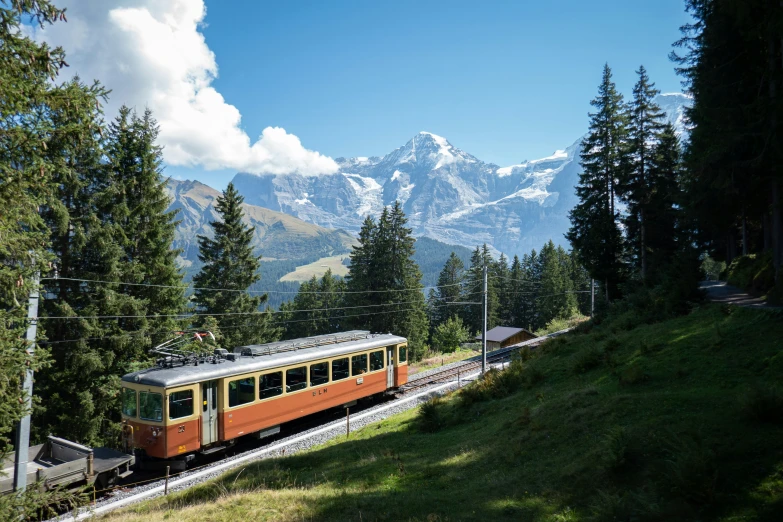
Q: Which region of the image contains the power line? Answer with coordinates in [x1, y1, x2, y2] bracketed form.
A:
[487, 275, 542, 285]
[37, 298, 432, 321]
[40, 276, 466, 295]
[38, 303, 462, 346]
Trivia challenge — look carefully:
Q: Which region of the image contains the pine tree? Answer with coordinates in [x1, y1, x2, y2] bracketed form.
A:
[193, 183, 278, 348]
[494, 253, 511, 325]
[672, 1, 781, 279]
[645, 123, 683, 279]
[514, 251, 539, 329]
[462, 245, 499, 333]
[279, 270, 345, 338]
[508, 255, 523, 325]
[537, 241, 578, 326]
[346, 203, 428, 359]
[0, 0, 71, 465]
[429, 252, 465, 326]
[569, 251, 592, 316]
[622, 65, 666, 281]
[567, 64, 628, 301]
[103, 107, 188, 345]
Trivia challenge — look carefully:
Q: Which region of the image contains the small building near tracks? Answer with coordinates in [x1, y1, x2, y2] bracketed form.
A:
[476, 326, 537, 350]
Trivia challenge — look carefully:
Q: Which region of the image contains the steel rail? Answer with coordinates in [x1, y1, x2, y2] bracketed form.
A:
[55, 327, 575, 521]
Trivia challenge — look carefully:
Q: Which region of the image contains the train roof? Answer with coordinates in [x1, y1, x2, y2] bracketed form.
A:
[121, 332, 407, 388]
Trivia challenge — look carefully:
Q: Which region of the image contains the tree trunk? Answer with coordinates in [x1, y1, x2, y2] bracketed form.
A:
[605, 278, 610, 303]
[640, 207, 647, 281]
[774, 181, 782, 282]
[742, 210, 748, 256]
[727, 231, 737, 265]
[764, 211, 771, 252]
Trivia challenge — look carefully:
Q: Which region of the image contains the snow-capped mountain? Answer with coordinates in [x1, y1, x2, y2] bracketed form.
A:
[230, 93, 691, 257]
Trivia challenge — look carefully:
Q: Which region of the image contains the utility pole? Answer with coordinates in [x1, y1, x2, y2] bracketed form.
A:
[482, 264, 488, 375]
[14, 270, 40, 493]
[590, 278, 595, 318]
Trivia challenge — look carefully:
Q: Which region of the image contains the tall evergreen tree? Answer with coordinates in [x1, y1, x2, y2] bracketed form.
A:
[429, 251, 465, 326]
[645, 123, 684, 280]
[346, 202, 428, 359]
[672, 0, 781, 279]
[537, 241, 578, 324]
[622, 65, 666, 281]
[0, 0, 71, 464]
[508, 255, 523, 325]
[494, 253, 512, 325]
[103, 107, 187, 344]
[278, 269, 345, 338]
[37, 80, 143, 445]
[514, 251, 539, 329]
[462, 245, 499, 333]
[567, 64, 628, 301]
[193, 183, 278, 348]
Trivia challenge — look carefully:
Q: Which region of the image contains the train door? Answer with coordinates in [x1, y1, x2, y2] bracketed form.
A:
[386, 346, 395, 387]
[201, 380, 219, 445]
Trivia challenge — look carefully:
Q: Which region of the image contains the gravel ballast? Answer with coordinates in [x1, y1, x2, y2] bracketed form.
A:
[53, 370, 482, 522]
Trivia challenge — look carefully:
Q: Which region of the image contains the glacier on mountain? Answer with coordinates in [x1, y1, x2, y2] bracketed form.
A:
[229, 93, 691, 258]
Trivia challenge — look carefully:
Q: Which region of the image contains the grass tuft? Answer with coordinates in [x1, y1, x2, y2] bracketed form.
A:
[570, 346, 604, 374]
[418, 394, 447, 432]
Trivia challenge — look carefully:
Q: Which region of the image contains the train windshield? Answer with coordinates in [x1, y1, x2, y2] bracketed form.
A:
[139, 391, 163, 422]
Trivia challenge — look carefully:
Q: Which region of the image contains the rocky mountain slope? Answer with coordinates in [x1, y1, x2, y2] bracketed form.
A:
[165, 178, 356, 267]
[230, 93, 691, 257]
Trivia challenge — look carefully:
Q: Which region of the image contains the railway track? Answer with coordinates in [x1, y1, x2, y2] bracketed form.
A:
[53, 328, 571, 522]
[399, 331, 564, 393]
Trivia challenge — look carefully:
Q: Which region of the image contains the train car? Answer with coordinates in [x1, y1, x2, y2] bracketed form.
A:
[119, 331, 408, 468]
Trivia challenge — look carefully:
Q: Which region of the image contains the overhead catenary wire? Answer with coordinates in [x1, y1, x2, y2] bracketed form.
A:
[37, 302, 469, 346]
[40, 276, 468, 295]
[37, 288, 483, 321]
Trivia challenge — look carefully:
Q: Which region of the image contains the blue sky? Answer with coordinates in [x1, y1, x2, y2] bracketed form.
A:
[66, 1, 691, 190]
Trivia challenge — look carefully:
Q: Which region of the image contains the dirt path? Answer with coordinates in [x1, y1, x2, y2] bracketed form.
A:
[700, 281, 780, 309]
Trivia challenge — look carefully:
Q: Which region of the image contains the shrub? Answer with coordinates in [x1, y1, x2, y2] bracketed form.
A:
[521, 364, 545, 389]
[418, 395, 446, 432]
[571, 346, 604, 374]
[662, 433, 719, 506]
[603, 337, 621, 353]
[726, 251, 775, 293]
[432, 316, 470, 353]
[739, 385, 783, 424]
[599, 427, 634, 472]
[618, 361, 649, 386]
[639, 340, 662, 355]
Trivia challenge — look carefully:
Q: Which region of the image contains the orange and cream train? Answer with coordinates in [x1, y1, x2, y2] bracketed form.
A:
[120, 331, 408, 468]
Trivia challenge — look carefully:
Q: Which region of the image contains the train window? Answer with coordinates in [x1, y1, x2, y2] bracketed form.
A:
[370, 350, 384, 371]
[139, 391, 163, 422]
[399, 346, 408, 363]
[169, 390, 193, 419]
[122, 388, 137, 418]
[286, 366, 307, 392]
[351, 353, 368, 376]
[228, 377, 256, 407]
[259, 371, 283, 399]
[310, 362, 329, 386]
[332, 357, 349, 381]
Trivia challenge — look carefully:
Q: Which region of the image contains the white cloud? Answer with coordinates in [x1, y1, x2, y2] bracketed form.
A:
[36, 0, 337, 176]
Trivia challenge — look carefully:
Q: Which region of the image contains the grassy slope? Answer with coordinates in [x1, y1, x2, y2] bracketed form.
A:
[278, 255, 350, 282]
[104, 304, 783, 522]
